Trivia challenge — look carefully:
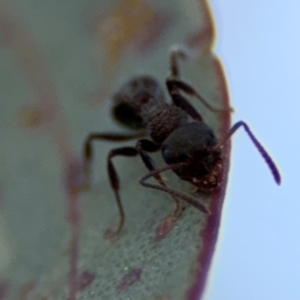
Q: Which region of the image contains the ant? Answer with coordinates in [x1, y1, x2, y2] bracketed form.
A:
[81, 46, 281, 239]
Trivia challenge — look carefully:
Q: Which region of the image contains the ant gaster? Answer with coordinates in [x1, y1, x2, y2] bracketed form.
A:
[82, 47, 281, 239]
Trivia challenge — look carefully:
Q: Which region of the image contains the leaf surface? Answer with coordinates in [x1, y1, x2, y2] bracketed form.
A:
[0, 0, 231, 299]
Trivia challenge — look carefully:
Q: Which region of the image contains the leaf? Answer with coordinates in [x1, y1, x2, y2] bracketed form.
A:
[0, 0, 230, 299]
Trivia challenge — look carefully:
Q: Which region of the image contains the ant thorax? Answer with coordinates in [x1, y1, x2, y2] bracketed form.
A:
[142, 103, 188, 144]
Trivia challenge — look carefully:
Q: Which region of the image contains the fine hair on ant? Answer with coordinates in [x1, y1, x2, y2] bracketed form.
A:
[81, 46, 281, 239]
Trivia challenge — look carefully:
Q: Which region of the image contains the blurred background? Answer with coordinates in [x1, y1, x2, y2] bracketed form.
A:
[207, 1, 300, 299]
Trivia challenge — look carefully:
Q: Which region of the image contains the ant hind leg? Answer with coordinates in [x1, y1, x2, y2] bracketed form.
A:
[168, 45, 233, 114]
[169, 45, 197, 79]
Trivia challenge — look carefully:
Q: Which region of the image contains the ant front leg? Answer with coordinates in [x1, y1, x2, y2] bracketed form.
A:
[136, 139, 182, 219]
[139, 163, 209, 214]
[82, 131, 146, 189]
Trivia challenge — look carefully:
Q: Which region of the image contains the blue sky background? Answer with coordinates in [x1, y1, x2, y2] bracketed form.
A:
[206, 1, 300, 299]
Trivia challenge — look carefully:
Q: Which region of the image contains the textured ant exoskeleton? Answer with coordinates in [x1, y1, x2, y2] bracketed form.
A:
[82, 46, 281, 239]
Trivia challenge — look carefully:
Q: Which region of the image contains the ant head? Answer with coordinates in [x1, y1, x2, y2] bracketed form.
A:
[111, 76, 164, 130]
[162, 122, 222, 186]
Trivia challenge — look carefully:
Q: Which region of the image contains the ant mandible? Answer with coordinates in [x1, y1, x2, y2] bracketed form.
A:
[82, 46, 281, 239]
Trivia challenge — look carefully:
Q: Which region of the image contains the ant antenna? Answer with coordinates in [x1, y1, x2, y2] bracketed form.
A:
[212, 121, 281, 185]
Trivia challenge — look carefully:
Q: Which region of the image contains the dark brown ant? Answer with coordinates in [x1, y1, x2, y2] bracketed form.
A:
[82, 47, 281, 239]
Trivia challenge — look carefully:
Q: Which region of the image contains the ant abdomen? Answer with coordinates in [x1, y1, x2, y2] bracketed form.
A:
[111, 75, 165, 130]
[162, 122, 222, 190]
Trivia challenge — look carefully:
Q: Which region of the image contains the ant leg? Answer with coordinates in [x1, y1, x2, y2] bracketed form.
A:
[166, 79, 232, 114]
[139, 163, 209, 214]
[107, 147, 139, 237]
[82, 131, 146, 189]
[166, 87, 203, 121]
[213, 121, 281, 185]
[107, 142, 181, 237]
[168, 46, 233, 113]
[136, 140, 182, 218]
[169, 45, 197, 78]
